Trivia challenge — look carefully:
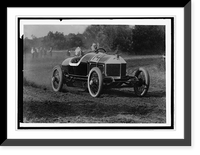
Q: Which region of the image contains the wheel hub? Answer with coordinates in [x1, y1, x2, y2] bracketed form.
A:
[90, 77, 98, 85]
[137, 78, 144, 87]
[89, 80, 93, 85]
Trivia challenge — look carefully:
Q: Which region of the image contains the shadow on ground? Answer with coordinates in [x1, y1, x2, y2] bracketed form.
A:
[60, 84, 166, 98]
[103, 89, 166, 98]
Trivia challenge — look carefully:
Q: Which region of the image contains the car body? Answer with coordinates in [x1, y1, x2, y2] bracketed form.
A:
[51, 47, 150, 97]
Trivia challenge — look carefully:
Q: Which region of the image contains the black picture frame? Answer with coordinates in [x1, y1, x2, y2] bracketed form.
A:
[2, 1, 191, 146]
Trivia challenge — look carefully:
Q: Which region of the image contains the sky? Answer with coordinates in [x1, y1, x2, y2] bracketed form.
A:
[24, 25, 88, 39]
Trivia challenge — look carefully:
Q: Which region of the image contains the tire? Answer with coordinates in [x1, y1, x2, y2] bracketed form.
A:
[51, 65, 63, 92]
[88, 67, 103, 97]
[134, 67, 150, 97]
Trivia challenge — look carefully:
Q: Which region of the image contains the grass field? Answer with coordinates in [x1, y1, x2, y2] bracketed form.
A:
[23, 51, 166, 123]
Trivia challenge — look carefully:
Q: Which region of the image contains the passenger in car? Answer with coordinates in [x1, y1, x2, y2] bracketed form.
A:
[71, 47, 84, 63]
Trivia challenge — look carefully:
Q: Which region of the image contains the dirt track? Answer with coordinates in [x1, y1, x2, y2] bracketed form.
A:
[23, 53, 166, 123]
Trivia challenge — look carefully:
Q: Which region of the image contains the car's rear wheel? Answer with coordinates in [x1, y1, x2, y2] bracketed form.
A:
[134, 67, 150, 97]
[88, 67, 103, 97]
[51, 65, 63, 92]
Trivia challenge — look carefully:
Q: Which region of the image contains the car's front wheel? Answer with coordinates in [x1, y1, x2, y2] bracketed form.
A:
[133, 67, 150, 97]
[88, 67, 103, 97]
[51, 65, 63, 92]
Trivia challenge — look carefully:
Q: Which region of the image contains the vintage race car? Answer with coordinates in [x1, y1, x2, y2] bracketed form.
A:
[51, 47, 150, 97]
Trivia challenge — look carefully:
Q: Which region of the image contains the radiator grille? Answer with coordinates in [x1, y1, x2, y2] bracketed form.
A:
[106, 64, 126, 77]
[106, 64, 120, 76]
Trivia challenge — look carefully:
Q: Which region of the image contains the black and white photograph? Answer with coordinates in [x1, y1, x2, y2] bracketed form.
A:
[4, 4, 192, 147]
[20, 18, 173, 128]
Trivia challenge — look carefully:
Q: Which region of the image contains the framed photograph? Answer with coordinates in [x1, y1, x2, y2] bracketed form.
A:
[3, 2, 191, 146]
[19, 17, 172, 129]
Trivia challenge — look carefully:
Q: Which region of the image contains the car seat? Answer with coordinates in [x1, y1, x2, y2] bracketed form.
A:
[71, 56, 81, 63]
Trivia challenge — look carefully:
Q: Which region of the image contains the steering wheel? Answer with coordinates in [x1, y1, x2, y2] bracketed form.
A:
[95, 47, 107, 54]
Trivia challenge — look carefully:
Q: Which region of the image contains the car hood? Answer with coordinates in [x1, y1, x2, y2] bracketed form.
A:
[62, 52, 126, 66]
[83, 52, 126, 64]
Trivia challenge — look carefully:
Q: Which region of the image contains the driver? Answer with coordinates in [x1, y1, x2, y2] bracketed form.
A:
[91, 43, 98, 52]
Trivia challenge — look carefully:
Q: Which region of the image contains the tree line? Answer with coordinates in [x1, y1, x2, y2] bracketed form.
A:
[24, 25, 165, 55]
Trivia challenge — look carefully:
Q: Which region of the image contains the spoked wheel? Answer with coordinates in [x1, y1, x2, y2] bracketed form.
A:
[134, 67, 150, 97]
[88, 67, 103, 97]
[51, 65, 63, 92]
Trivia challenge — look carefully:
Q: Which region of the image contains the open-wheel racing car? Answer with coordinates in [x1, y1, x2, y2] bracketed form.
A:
[51, 47, 150, 97]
